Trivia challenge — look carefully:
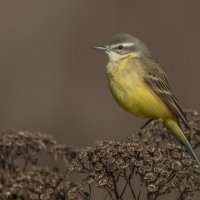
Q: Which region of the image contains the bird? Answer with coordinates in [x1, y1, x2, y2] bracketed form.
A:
[95, 33, 200, 165]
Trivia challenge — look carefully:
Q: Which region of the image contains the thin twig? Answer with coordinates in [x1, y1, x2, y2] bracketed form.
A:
[112, 176, 120, 199]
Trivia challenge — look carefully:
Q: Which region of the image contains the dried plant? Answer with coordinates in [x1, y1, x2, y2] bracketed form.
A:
[0, 130, 77, 199]
[0, 111, 200, 199]
[68, 110, 200, 200]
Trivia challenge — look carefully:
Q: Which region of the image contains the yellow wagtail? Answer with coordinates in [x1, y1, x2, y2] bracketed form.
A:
[95, 33, 200, 165]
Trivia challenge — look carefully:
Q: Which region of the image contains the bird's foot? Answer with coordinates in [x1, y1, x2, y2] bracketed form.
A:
[122, 119, 153, 144]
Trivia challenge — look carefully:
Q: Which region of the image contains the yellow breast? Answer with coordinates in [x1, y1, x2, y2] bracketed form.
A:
[106, 57, 173, 119]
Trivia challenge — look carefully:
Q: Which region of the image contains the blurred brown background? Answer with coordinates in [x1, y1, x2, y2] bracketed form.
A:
[0, 0, 200, 149]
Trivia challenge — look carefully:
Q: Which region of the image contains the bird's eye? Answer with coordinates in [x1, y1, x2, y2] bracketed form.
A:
[117, 45, 123, 50]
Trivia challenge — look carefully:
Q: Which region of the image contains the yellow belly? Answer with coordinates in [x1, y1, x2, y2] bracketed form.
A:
[108, 64, 173, 120]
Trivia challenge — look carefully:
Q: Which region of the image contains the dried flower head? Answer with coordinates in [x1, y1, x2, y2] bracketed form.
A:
[68, 110, 200, 199]
[0, 111, 200, 199]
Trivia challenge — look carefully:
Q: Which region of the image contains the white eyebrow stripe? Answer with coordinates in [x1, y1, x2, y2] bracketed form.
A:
[121, 42, 134, 47]
[112, 42, 134, 48]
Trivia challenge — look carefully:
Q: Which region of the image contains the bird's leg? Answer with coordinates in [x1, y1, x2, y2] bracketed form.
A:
[122, 119, 153, 144]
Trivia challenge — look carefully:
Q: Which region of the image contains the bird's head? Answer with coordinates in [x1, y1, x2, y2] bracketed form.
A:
[95, 33, 151, 61]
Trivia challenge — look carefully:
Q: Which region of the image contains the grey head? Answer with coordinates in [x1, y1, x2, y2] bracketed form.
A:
[95, 33, 151, 60]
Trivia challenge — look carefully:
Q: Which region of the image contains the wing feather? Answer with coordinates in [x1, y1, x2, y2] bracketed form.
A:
[141, 58, 191, 129]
